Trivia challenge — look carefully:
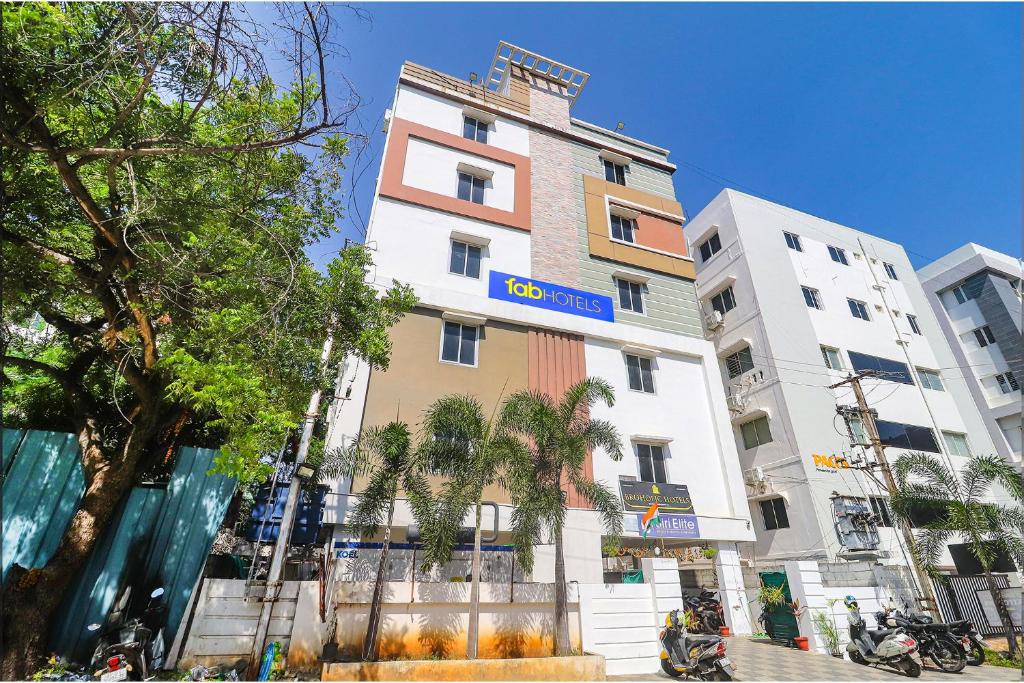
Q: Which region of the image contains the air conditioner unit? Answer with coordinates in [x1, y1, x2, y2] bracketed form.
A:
[726, 394, 746, 414]
[704, 310, 724, 330]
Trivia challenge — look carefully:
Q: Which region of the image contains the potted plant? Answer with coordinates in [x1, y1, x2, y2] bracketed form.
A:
[757, 583, 787, 609]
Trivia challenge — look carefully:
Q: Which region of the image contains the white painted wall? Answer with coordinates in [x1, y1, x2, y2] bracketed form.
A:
[393, 85, 530, 156]
[401, 138, 516, 212]
[367, 198, 531, 299]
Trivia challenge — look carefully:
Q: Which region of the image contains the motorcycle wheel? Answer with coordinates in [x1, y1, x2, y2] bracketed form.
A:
[849, 651, 868, 665]
[929, 636, 966, 673]
[900, 659, 922, 678]
[660, 658, 685, 678]
[967, 641, 985, 666]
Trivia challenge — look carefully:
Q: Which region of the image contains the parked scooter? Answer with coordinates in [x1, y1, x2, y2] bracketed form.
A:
[683, 588, 724, 634]
[659, 608, 736, 680]
[844, 597, 923, 678]
[875, 606, 967, 673]
[88, 587, 167, 681]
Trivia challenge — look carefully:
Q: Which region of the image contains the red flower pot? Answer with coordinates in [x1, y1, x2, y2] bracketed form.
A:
[719, 627, 731, 637]
[793, 636, 810, 651]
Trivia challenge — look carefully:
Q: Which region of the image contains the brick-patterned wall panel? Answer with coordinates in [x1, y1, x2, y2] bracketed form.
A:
[527, 328, 593, 509]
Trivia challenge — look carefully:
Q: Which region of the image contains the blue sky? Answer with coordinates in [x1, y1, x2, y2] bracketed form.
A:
[307, 2, 1021, 269]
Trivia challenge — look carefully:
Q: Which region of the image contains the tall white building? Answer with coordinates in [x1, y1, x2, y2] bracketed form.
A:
[684, 189, 999, 567]
[918, 244, 1022, 465]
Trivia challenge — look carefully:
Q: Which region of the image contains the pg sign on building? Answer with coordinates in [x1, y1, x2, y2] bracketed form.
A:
[619, 480, 701, 539]
[489, 271, 614, 322]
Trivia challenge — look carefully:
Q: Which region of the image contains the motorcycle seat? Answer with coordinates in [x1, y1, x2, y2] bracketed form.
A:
[868, 628, 896, 644]
[683, 635, 722, 649]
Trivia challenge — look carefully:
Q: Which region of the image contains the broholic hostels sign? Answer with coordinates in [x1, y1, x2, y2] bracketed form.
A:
[489, 271, 614, 322]
[619, 480, 701, 539]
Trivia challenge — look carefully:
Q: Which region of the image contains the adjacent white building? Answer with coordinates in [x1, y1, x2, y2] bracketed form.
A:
[684, 189, 999, 569]
[918, 243, 1022, 466]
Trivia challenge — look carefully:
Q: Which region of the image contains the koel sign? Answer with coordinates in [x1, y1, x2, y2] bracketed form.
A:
[489, 271, 614, 322]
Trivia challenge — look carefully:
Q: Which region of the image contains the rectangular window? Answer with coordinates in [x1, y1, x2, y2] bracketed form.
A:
[869, 496, 893, 527]
[462, 116, 488, 143]
[908, 314, 922, 335]
[440, 321, 478, 366]
[604, 159, 626, 185]
[802, 286, 823, 310]
[973, 326, 996, 347]
[725, 346, 755, 379]
[710, 286, 737, 315]
[783, 231, 803, 252]
[698, 233, 722, 262]
[610, 213, 636, 243]
[821, 346, 843, 370]
[951, 284, 972, 304]
[616, 278, 644, 314]
[848, 417, 867, 445]
[883, 262, 899, 280]
[760, 497, 789, 530]
[625, 354, 655, 393]
[636, 443, 667, 483]
[848, 351, 913, 384]
[916, 368, 944, 391]
[847, 298, 870, 321]
[876, 419, 940, 453]
[996, 372, 1020, 394]
[457, 172, 485, 204]
[448, 240, 482, 278]
[828, 245, 850, 265]
[942, 431, 971, 458]
[741, 416, 773, 450]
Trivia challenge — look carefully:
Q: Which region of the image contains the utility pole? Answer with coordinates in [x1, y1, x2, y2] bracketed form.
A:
[831, 371, 940, 616]
[249, 332, 335, 677]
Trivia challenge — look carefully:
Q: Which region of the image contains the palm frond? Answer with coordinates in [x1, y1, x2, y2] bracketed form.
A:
[912, 526, 953, 572]
[568, 473, 623, 539]
[893, 451, 959, 498]
[558, 376, 615, 426]
[580, 417, 624, 462]
[348, 466, 397, 537]
[972, 454, 1024, 503]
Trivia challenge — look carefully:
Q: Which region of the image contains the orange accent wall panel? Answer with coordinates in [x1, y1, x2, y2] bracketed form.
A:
[380, 117, 532, 231]
[527, 328, 593, 509]
[634, 212, 688, 256]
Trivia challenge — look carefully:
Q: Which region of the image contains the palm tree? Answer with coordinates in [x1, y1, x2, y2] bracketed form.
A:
[315, 421, 432, 661]
[417, 392, 528, 659]
[501, 377, 625, 656]
[891, 452, 1024, 656]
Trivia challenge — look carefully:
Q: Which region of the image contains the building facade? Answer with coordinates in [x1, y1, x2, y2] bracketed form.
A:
[323, 43, 754, 632]
[684, 190, 999, 569]
[918, 243, 1022, 466]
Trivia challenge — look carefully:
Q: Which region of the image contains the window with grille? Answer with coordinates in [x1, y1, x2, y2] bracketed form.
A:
[616, 278, 644, 313]
[457, 172, 485, 204]
[908, 314, 922, 335]
[995, 372, 1019, 394]
[625, 354, 655, 393]
[636, 443, 668, 483]
[869, 497, 893, 527]
[973, 326, 995, 347]
[828, 245, 850, 265]
[784, 231, 803, 252]
[760, 497, 789, 530]
[725, 346, 754, 379]
[802, 286, 823, 310]
[741, 416, 772, 449]
[449, 240, 482, 278]
[710, 286, 736, 315]
[883, 262, 898, 280]
[848, 298, 870, 321]
[698, 233, 722, 262]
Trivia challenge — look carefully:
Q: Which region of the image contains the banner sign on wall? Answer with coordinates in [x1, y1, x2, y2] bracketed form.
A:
[488, 270, 614, 322]
[619, 481, 700, 539]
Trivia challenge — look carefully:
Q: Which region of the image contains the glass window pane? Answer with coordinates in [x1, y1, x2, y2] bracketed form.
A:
[651, 445, 667, 483]
[604, 160, 615, 183]
[617, 279, 631, 310]
[755, 417, 772, 445]
[626, 355, 642, 391]
[457, 173, 471, 201]
[471, 177, 484, 204]
[742, 421, 758, 449]
[441, 322, 461, 362]
[611, 215, 623, 241]
[640, 357, 654, 393]
[466, 245, 481, 279]
[772, 498, 789, 528]
[637, 443, 654, 481]
[622, 219, 634, 242]
[460, 325, 477, 365]
[630, 282, 643, 313]
[760, 500, 778, 530]
[616, 164, 625, 185]
[476, 123, 488, 143]
[463, 118, 476, 140]
[450, 241, 467, 275]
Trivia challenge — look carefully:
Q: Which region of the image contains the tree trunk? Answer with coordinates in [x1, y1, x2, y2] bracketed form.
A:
[362, 496, 396, 662]
[552, 523, 571, 656]
[983, 569, 1018, 657]
[467, 500, 483, 659]
[1, 462, 136, 679]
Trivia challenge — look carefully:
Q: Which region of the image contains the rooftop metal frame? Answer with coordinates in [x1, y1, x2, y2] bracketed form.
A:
[485, 41, 590, 108]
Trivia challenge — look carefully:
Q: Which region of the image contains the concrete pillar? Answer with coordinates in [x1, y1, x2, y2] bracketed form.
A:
[641, 556, 683, 627]
[783, 560, 829, 653]
[714, 542, 752, 635]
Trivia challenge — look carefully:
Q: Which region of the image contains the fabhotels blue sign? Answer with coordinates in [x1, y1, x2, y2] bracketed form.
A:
[488, 271, 614, 322]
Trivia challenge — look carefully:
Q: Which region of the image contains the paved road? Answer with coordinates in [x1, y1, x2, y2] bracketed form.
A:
[609, 637, 1021, 681]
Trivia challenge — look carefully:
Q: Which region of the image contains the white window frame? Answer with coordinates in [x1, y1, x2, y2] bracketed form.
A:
[609, 212, 638, 244]
[821, 346, 843, 370]
[624, 353, 656, 394]
[741, 416, 773, 449]
[456, 171, 486, 205]
[698, 232, 722, 263]
[883, 262, 899, 280]
[725, 346, 755, 379]
[448, 239, 483, 279]
[783, 231, 803, 252]
[603, 158, 627, 185]
[908, 314, 921, 335]
[635, 442, 669, 484]
[615, 277, 645, 315]
[916, 367, 944, 391]
[438, 320, 480, 367]
[848, 298, 871, 321]
[942, 431, 971, 458]
[462, 115, 489, 144]
[802, 286, 823, 310]
[828, 245, 850, 265]
[973, 325, 996, 348]
[710, 286, 737, 315]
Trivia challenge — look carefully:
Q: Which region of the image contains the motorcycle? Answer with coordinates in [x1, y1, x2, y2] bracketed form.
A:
[688, 588, 725, 633]
[875, 607, 967, 673]
[88, 587, 167, 681]
[844, 597, 923, 678]
[945, 619, 986, 666]
[659, 608, 736, 680]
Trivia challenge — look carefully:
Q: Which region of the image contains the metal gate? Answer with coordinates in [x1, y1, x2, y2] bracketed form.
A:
[932, 574, 1022, 636]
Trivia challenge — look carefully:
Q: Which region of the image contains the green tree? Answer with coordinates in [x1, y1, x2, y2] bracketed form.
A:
[501, 377, 625, 656]
[0, 3, 415, 676]
[316, 422, 430, 661]
[416, 392, 529, 659]
[891, 453, 1024, 656]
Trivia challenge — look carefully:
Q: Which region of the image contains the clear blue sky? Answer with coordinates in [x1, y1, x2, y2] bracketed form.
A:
[308, 2, 1021, 269]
